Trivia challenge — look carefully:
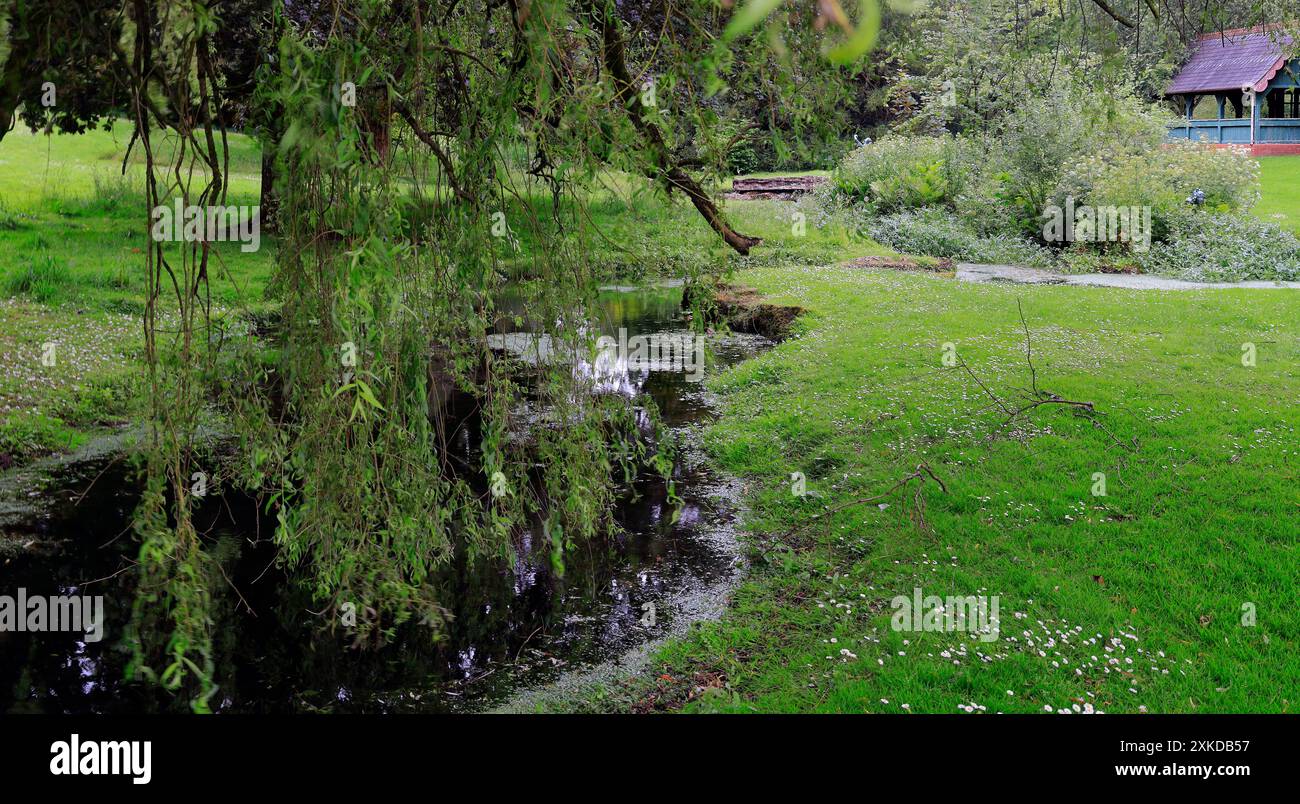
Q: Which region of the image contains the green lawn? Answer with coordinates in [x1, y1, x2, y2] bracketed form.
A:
[0, 122, 272, 313]
[0, 124, 876, 311]
[0, 124, 273, 463]
[1255, 155, 1300, 235]
[642, 264, 1299, 714]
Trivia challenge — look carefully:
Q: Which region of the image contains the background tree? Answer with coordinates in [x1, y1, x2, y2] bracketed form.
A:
[0, 0, 127, 142]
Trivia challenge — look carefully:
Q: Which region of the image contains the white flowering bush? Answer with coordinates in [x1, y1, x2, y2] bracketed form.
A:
[1132, 210, 1300, 281]
[1056, 142, 1261, 243]
[1065, 142, 1258, 212]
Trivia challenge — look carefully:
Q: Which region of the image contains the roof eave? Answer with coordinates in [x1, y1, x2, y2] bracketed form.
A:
[1256, 56, 1290, 90]
[1165, 55, 1292, 95]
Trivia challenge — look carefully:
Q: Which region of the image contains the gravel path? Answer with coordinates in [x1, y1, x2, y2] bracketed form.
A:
[956, 263, 1300, 290]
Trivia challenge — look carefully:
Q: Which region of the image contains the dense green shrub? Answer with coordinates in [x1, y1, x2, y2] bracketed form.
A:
[1048, 142, 1259, 245]
[830, 135, 978, 213]
[818, 77, 1288, 282]
[991, 83, 1174, 235]
[723, 126, 761, 176]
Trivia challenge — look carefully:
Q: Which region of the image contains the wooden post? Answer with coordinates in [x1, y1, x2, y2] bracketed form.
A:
[1251, 87, 1259, 145]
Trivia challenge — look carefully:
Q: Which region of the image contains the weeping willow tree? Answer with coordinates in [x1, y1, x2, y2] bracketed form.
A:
[121, 0, 883, 709]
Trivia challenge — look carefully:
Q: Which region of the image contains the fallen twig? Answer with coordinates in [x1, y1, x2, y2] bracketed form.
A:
[957, 301, 1132, 450]
[779, 462, 949, 542]
[1018, 298, 1039, 397]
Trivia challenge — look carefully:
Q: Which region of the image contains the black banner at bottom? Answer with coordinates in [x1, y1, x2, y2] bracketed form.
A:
[0, 714, 1290, 790]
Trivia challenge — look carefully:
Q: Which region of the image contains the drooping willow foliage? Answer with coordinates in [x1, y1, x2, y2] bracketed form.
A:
[121, 0, 882, 708]
[121, 0, 228, 711]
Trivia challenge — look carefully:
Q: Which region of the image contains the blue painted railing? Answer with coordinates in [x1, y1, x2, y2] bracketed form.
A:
[1260, 119, 1300, 142]
[1167, 118, 1300, 144]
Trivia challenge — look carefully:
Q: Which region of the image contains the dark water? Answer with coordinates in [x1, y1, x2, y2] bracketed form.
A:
[0, 285, 770, 713]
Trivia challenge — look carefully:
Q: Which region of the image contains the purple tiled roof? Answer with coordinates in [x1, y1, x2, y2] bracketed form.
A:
[1166, 31, 1293, 95]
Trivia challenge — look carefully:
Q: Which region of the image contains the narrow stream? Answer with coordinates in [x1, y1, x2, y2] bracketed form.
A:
[0, 284, 771, 713]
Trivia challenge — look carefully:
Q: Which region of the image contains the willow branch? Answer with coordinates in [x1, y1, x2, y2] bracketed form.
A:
[779, 463, 949, 541]
[586, 0, 761, 255]
[395, 101, 475, 204]
[1090, 0, 1135, 27]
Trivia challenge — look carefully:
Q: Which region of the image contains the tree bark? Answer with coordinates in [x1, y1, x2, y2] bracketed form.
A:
[260, 141, 279, 233]
[0, 22, 28, 145]
[586, 0, 761, 255]
[0, 104, 14, 143]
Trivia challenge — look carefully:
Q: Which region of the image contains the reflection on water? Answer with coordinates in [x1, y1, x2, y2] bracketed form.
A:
[0, 284, 770, 713]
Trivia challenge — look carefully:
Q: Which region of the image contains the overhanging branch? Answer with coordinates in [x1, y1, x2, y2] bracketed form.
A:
[1090, 0, 1135, 28]
[586, 0, 761, 255]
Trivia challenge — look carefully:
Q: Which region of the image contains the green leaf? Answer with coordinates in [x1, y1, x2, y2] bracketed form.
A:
[354, 379, 386, 412]
[827, 0, 881, 66]
[279, 119, 303, 153]
[722, 0, 784, 42]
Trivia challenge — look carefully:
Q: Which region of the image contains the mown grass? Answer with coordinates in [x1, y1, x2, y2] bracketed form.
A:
[635, 263, 1299, 713]
[0, 123, 273, 462]
[1255, 155, 1300, 235]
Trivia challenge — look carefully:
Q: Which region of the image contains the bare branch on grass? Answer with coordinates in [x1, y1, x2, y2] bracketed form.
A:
[779, 462, 949, 543]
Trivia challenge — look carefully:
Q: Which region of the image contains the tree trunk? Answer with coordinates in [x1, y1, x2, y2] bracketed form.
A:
[260, 135, 279, 233]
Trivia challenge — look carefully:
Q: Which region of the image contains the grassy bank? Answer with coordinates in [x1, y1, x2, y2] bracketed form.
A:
[0, 124, 273, 464]
[640, 263, 1298, 713]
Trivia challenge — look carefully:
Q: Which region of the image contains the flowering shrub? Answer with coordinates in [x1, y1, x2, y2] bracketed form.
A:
[1132, 210, 1300, 282]
[991, 83, 1175, 234]
[818, 83, 1286, 281]
[1061, 143, 1257, 212]
[1054, 142, 1261, 243]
